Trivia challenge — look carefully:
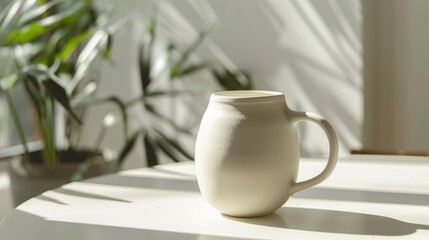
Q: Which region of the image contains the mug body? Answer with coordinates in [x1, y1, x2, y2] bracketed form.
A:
[195, 91, 299, 217]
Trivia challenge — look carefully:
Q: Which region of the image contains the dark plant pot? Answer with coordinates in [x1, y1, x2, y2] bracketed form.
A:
[7, 149, 117, 206]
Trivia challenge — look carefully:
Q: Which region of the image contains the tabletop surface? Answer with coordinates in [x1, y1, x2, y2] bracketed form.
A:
[1, 155, 429, 240]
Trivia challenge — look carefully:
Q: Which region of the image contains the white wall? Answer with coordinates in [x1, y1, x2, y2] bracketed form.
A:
[363, 0, 429, 152]
[198, 0, 363, 156]
[78, 0, 429, 163]
[88, 0, 363, 168]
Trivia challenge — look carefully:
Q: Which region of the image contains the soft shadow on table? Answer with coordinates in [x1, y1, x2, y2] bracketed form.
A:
[225, 207, 429, 236]
[152, 167, 196, 178]
[35, 195, 68, 205]
[32, 174, 199, 205]
[0, 210, 247, 240]
[85, 174, 200, 192]
[294, 187, 429, 206]
[53, 188, 132, 203]
[33, 187, 133, 205]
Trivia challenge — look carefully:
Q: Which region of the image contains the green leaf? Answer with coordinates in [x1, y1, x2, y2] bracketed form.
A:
[138, 31, 154, 93]
[3, 1, 88, 45]
[103, 96, 128, 138]
[138, 41, 151, 93]
[0, 0, 26, 44]
[144, 103, 194, 136]
[23, 75, 42, 113]
[72, 30, 108, 86]
[42, 78, 82, 124]
[18, 0, 62, 26]
[5, 22, 46, 44]
[212, 69, 252, 90]
[43, 96, 56, 165]
[56, 30, 93, 63]
[137, 17, 157, 93]
[103, 33, 113, 59]
[117, 131, 140, 168]
[144, 134, 158, 167]
[21, 64, 51, 79]
[174, 62, 210, 78]
[169, 25, 213, 79]
[0, 2, 12, 24]
[155, 138, 180, 163]
[78, 30, 108, 65]
[144, 89, 193, 98]
[0, 74, 19, 91]
[153, 129, 193, 160]
[45, 29, 68, 58]
[70, 81, 97, 106]
[70, 159, 92, 182]
[37, 0, 87, 28]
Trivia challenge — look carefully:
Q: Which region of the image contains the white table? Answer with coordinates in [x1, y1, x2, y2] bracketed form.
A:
[1, 156, 429, 240]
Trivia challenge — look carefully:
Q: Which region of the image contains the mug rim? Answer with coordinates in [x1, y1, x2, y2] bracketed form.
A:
[211, 90, 285, 103]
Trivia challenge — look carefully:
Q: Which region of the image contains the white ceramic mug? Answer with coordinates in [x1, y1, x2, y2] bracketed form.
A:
[195, 90, 339, 217]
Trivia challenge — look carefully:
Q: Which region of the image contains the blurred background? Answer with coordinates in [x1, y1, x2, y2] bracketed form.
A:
[1, 0, 429, 218]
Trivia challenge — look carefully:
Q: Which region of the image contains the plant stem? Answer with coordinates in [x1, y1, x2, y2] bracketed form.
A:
[5, 90, 30, 156]
[44, 96, 56, 165]
[37, 97, 48, 165]
[124, 95, 144, 107]
[36, 91, 56, 166]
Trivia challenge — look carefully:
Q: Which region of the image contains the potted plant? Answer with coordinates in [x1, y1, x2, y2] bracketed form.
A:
[0, 0, 252, 206]
[0, 0, 129, 206]
[120, 14, 252, 167]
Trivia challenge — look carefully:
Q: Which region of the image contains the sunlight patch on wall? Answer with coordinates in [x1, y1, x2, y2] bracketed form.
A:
[253, 0, 363, 155]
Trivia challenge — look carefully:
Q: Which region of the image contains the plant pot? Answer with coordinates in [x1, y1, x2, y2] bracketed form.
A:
[7, 149, 117, 206]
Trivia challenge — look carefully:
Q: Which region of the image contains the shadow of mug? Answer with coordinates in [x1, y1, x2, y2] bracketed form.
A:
[224, 207, 429, 236]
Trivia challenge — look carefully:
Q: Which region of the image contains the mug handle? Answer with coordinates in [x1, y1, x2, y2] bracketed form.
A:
[289, 111, 339, 195]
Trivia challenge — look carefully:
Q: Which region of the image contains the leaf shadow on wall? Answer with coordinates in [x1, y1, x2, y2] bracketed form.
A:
[256, 0, 362, 155]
